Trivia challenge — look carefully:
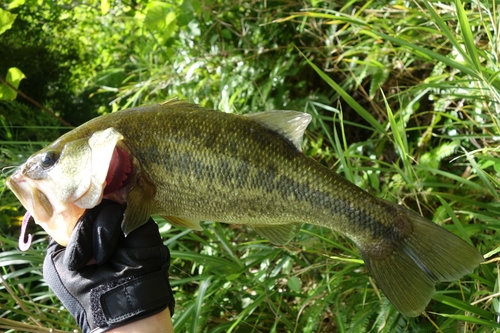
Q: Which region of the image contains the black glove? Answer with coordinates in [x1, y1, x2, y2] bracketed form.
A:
[43, 200, 174, 333]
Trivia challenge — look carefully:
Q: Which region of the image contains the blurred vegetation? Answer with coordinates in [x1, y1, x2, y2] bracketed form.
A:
[1, 0, 500, 332]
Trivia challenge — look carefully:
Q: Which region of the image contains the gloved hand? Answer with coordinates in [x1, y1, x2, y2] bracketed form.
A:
[43, 200, 174, 333]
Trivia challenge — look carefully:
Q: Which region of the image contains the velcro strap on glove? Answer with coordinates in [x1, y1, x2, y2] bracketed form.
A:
[90, 270, 174, 329]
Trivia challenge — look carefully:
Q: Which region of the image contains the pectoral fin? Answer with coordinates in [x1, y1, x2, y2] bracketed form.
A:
[249, 223, 302, 245]
[163, 216, 203, 231]
[122, 184, 154, 236]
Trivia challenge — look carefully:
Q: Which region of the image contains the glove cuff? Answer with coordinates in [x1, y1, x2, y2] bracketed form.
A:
[90, 269, 175, 331]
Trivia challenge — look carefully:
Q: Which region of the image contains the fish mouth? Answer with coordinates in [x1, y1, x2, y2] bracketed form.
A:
[7, 172, 53, 221]
[7, 169, 86, 248]
[7, 175, 34, 250]
[8, 170, 93, 250]
[7, 172, 57, 250]
[104, 146, 132, 196]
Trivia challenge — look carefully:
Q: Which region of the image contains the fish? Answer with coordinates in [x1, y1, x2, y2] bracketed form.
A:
[6, 100, 483, 317]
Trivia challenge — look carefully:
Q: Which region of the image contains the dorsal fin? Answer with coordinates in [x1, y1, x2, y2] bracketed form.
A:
[245, 111, 312, 150]
[159, 98, 200, 109]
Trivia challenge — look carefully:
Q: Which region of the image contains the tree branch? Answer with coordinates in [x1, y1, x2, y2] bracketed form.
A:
[0, 76, 73, 127]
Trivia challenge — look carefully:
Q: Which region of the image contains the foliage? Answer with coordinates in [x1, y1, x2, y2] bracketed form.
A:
[1, 0, 500, 332]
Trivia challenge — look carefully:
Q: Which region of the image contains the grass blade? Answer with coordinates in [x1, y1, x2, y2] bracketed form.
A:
[190, 277, 212, 333]
[436, 196, 473, 245]
[432, 294, 494, 320]
[454, 0, 482, 72]
[296, 47, 385, 134]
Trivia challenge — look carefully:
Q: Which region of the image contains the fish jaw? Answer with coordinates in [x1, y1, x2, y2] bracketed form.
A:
[6, 127, 125, 247]
[7, 171, 85, 246]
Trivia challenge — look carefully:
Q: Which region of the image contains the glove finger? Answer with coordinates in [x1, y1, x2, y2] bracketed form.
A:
[117, 219, 169, 273]
[64, 211, 96, 270]
[93, 203, 125, 264]
[44, 242, 94, 332]
[46, 239, 64, 256]
[120, 218, 162, 248]
[63, 200, 124, 269]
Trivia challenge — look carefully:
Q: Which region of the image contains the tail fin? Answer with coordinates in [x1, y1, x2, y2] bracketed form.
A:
[358, 202, 483, 317]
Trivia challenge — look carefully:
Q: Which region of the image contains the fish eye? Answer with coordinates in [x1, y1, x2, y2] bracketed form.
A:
[40, 151, 57, 168]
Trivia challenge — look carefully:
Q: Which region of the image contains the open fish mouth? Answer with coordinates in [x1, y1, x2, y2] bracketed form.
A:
[103, 146, 133, 196]
[7, 172, 41, 251]
[7, 172, 58, 250]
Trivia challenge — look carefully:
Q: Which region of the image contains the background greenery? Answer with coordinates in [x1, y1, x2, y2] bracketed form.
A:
[1, 0, 499, 332]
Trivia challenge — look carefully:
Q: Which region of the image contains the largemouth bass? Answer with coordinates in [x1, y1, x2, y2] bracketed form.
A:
[6, 100, 483, 317]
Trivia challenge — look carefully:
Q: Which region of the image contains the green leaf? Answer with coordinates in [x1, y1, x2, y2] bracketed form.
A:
[369, 68, 389, 98]
[287, 276, 301, 293]
[7, 0, 25, 10]
[178, 0, 197, 26]
[164, 11, 178, 40]
[0, 67, 25, 100]
[420, 140, 461, 169]
[144, 1, 171, 32]
[101, 0, 110, 15]
[494, 160, 500, 174]
[221, 29, 232, 39]
[309, 0, 323, 6]
[0, 8, 17, 35]
[187, 0, 202, 15]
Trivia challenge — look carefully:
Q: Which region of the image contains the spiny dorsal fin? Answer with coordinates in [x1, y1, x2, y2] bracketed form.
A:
[159, 98, 200, 109]
[245, 111, 312, 151]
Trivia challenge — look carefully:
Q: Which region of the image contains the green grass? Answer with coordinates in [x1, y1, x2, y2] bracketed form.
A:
[2, 0, 500, 332]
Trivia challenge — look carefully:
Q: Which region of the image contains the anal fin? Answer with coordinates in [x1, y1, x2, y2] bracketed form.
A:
[163, 216, 203, 231]
[249, 223, 302, 245]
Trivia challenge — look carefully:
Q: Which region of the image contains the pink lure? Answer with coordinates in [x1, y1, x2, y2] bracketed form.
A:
[19, 211, 33, 251]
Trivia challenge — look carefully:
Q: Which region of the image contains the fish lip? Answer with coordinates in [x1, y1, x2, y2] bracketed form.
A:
[7, 171, 54, 224]
[6, 173, 30, 210]
[6, 168, 23, 186]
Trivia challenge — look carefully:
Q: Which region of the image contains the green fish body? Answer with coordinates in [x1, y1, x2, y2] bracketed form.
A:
[7, 100, 483, 317]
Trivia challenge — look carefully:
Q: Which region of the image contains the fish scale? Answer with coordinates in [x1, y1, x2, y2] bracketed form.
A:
[6, 100, 483, 317]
